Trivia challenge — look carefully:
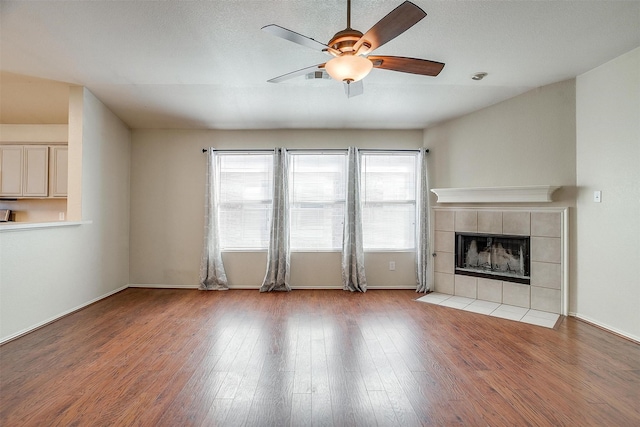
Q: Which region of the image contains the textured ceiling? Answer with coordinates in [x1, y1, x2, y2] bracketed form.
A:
[1, 1, 639, 129]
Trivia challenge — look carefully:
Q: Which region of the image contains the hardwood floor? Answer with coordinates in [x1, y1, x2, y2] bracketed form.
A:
[1, 288, 639, 426]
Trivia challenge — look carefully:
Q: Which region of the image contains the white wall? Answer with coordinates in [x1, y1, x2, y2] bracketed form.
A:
[423, 79, 577, 204]
[129, 129, 422, 289]
[575, 47, 640, 340]
[0, 88, 131, 342]
[0, 124, 68, 141]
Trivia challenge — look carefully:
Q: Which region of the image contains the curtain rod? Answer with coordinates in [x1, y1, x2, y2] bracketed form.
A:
[202, 148, 428, 153]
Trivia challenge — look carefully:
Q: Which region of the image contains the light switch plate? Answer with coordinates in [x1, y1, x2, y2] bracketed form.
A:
[593, 190, 602, 203]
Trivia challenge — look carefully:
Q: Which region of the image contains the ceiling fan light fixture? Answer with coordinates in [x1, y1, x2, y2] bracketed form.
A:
[324, 54, 373, 83]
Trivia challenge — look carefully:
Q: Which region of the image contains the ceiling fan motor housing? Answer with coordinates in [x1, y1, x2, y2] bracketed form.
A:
[329, 28, 368, 54]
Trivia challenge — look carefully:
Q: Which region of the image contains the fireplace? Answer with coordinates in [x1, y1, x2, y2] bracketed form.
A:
[455, 233, 530, 284]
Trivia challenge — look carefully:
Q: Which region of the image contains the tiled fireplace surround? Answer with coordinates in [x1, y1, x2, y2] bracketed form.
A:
[433, 208, 566, 314]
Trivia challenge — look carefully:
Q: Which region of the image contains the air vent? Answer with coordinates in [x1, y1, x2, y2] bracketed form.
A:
[305, 71, 330, 80]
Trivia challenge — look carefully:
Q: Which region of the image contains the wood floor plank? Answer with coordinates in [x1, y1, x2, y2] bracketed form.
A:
[368, 390, 400, 426]
[2, 288, 639, 426]
[292, 316, 312, 394]
[290, 393, 312, 426]
[310, 325, 333, 426]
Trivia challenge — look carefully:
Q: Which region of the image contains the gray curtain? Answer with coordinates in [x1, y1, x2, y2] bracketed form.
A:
[416, 148, 432, 293]
[199, 148, 229, 290]
[260, 148, 291, 292]
[342, 147, 367, 292]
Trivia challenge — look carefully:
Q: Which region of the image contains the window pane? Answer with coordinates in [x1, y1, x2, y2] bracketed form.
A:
[290, 154, 346, 250]
[362, 203, 415, 250]
[290, 203, 344, 250]
[361, 153, 417, 250]
[291, 155, 346, 202]
[219, 155, 272, 203]
[219, 203, 271, 249]
[218, 154, 273, 250]
[361, 155, 416, 202]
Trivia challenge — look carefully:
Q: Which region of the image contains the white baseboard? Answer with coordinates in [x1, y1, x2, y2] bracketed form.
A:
[129, 284, 262, 290]
[128, 283, 198, 289]
[0, 285, 128, 345]
[129, 284, 417, 291]
[570, 312, 639, 343]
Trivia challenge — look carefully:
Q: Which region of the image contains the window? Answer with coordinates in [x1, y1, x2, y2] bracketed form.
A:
[360, 153, 418, 250]
[214, 150, 418, 252]
[217, 153, 273, 250]
[289, 153, 347, 250]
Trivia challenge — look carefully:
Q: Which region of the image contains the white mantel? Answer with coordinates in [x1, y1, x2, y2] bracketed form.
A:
[430, 186, 561, 204]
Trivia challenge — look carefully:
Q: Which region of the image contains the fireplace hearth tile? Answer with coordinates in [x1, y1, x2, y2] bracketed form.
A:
[448, 296, 475, 304]
[471, 299, 501, 309]
[490, 305, 527, 322]
[491, 304, 529, 321]
[464, 300, 501, 315]
[416, 294, 560, 328]
[440, 297, 473, 310]
[521, 312, 559, 328]
[525, 309, 560, 320]
[494, 304, 529, 314]
[416, 292, 451, 304]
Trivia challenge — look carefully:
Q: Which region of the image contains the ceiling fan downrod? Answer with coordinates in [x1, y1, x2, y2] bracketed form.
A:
[329, 0, 366, 54]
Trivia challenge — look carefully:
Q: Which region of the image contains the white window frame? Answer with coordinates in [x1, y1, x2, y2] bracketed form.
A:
[289, 151, 347, 252]
[217, 151, 274, 251]
[360, 151, 419, 252]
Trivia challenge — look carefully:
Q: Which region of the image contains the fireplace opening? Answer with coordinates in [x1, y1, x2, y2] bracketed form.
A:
[455, 233, 530, 284]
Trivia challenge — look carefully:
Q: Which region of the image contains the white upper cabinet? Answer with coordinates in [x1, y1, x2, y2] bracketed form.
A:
[0, 145, 23, 196]
[0, 145, 67, 198]
[22, 146, 49, 197]
[50, 146, 68, 197]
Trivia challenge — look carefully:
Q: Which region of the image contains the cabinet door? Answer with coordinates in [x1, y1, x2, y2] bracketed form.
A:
[23, 146, 49, 197]
[0, 146, 23, 196]
[50, 146, 68, 197]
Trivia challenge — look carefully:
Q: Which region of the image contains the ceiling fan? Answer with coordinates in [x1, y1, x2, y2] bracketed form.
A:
[262, 0, 445, 97]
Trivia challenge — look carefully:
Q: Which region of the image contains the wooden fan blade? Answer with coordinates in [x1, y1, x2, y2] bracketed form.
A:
[369, 56, 444, 76]
[267, 63, 326, 83]
[262, 24, 330, 52]
[353, 1, 426, 54]
[344, 80, 364, 98]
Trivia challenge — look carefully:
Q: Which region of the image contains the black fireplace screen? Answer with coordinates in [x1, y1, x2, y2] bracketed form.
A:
[455, 233, 530, 284]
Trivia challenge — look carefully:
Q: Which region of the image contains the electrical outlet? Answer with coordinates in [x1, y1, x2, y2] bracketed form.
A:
[389, 261, 396, 271]
[59, 212, 65, 221]
[594, 190, 602, 203]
